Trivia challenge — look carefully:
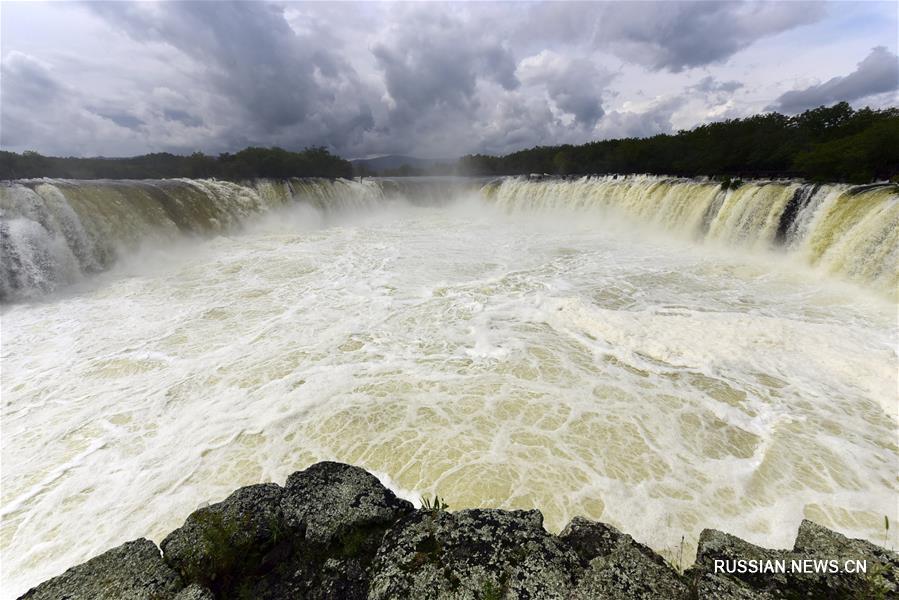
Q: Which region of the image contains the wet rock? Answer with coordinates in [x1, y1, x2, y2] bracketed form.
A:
[160, 482, 293, 595]
[19, 538, 182, 600]
[369, 508, 580, 600]
[281, 461, 414, 545]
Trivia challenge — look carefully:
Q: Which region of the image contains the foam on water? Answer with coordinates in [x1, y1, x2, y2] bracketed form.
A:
[1, 188, 897, 598]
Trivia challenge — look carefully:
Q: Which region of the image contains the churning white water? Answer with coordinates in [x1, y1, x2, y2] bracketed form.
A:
[1, 177, 897, 597]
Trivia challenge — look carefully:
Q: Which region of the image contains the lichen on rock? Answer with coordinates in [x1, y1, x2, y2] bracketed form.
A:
[368, 508, 580, 599]
[281, 460, 414, 545]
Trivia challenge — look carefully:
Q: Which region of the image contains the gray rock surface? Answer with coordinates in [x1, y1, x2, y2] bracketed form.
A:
[560, 516, 666, 568]
[281, 461, 414, 545]
[695, 528, 793, 594]
[368, 508, 580, 600]
[572, 541, 688, 599]
[18, 463, 899, 600]
[696, 520, 899, 599]
[19, 538, 183, 600]
[687, 571, 774, 600]
[160, 482, 292, 594]
[792, 518, 898, 598]
[561, 518, 687, 599]
[158, 462, 414, 599]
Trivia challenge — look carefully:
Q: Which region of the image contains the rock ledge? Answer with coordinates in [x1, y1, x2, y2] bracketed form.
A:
[19, 462, 898, 599]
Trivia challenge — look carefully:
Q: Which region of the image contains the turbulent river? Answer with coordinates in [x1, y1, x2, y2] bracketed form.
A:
[1, 176, 897, 597]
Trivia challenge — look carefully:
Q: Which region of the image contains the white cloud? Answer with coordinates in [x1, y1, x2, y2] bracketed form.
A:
[770, 46, 899, 113]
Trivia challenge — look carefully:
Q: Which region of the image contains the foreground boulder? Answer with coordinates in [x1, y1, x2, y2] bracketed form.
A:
[161, 461, 413, 599]
[281, 460, 415, 545]
[18, 462, 899, 599]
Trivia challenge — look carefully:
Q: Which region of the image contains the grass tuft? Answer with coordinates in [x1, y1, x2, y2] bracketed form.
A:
[421, 495, 449, 513]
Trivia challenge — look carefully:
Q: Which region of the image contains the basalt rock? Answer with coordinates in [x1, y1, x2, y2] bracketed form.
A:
[18, 462, 899, 600]
[560, 516, 666, 568]
[686, 570, 774, 600]
[572, 540, 689, 599]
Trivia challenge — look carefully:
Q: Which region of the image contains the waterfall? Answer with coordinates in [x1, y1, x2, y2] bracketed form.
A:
[1, 175, 896, 301]
[0, 178, 388, 301]
[485, 175, 898, 297]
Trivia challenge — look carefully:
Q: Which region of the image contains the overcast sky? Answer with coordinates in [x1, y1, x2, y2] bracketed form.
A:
[1, 1, 897, 158]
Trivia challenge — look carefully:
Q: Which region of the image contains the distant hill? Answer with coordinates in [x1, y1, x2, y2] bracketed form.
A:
[350, 155, 456, 175]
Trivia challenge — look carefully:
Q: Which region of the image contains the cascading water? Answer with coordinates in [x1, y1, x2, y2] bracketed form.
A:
[1, 174, 896, 599]
[0, 177, 486, 301]
[2, 175, 897, 302]
[485, 175, 898, 296]
[0, 178, 369, 301]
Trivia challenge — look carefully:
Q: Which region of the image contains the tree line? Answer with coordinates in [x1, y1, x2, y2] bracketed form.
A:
[0, 146, 352, 180]
[459, 103, 899, 183]
[2, 103, 896, 183]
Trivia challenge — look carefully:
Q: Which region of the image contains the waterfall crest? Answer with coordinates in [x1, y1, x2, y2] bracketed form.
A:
[485, 176, 898, 297]
[1, 175, 896, 301]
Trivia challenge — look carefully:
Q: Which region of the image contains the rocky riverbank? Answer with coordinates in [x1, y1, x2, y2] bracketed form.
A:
[20, 462, 898, 599]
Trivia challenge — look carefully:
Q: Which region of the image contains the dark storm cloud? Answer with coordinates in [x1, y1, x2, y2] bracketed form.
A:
[0, 52, 63, 106]
[371, 5, 519, 132]
[473, 97, 558, 155]
[1, 52, 65, 148]
[769, 47, 899, 113]
[517, 51, 611, 129]
[87, 1, 375, 147]
[0, 49, 155, 155]
[591, 1, 826, 72]
[1, 1, 891, 157]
